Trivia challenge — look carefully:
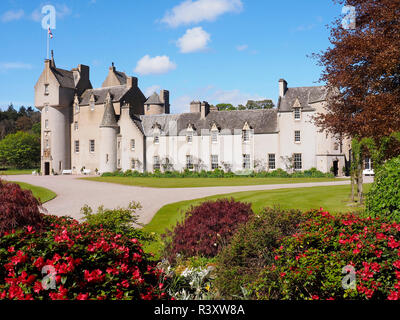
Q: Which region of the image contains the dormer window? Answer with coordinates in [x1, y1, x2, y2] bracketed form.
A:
[90, 101, 95, 111]
[242, 122, 251, 142]
[294, 107, 301, 120]
[187, 132, 193, 143]
[211, 123, 219, 143]
[74, 103, 79, 113]
[90, 94, 96, 111]
[44, 84, 49, 95]
[154, 135, 159, 144]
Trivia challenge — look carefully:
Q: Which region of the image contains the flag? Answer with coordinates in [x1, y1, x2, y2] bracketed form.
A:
[48, 28, 53, 39]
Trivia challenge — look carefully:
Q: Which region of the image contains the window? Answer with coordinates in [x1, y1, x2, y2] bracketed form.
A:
[106, 154, 109, 163]
[211, 130, 218, 143]
[44, 84, 49, 95]
[294, 108, 301, 120]
[90, 101, 95, 111]
[130, 139, 135, 151]
[186, 132, 193, 143]
[333, 142, 339, 151]
[154, 135, 159, 144]
[294, 130, 301, 143]
[294, 153, 302, 170]
[153, 156, 160, 171]
[131, 159, 136, 170]
[364, 157, 373, 170]
[118, 159, 121, 168]
[186, 155, 194, 170]
[45, 119, 49, 129]
[44, 104, 49, 113]
[243, 154, 251, 169]
[74, 140, 79, 153]
[45, 139, 49, 150]
[268, 154, 276, 170]
[74, 121, 78, 131]
[242, 130, 250, 142]
[89, 140, 95, 153]
[75, 103, 79, 113]
[211, 155, 218, 170]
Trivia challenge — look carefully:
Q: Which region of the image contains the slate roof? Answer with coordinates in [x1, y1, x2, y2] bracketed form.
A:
[79, 85, 130, 105]
[278, 86, 326, 112]
[114, 71, 127, 85]
[100, 96, 118, 128]
[138, 109, 278, 136]
[144, 92, 163, 105]
[51, 67, 75, 89]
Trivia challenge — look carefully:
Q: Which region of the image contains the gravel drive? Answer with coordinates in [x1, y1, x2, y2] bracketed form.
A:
[2, 174, 371, 225]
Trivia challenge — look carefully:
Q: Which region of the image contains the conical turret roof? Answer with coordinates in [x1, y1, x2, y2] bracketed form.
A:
[145, 92, 163, 105]
[100, 92, 119, 128]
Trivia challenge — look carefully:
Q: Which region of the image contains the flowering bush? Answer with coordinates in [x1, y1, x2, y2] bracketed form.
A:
[0, 179, 43, 234]
[163, 199, 253, 261]
[215, 207, 304, 299]
[0, 215, 169, 300]
[252, 209, 400, 300]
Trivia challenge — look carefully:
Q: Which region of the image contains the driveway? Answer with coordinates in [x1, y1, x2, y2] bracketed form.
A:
[2, 174, 372, 225]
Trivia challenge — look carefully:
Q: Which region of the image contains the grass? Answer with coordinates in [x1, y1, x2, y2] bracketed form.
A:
[0, 169, 37, 175]
[142, 183, 372, 256]
[83, 176, 347, 188]
[11, 181, 57, 204]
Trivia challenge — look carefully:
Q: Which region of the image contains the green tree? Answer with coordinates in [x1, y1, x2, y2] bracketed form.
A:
[246, 99, 275, 109]
[0, 131, 40, 168]
[216, 103, 236, 111]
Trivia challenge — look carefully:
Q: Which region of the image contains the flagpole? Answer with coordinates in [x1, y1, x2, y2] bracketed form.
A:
[47, 31, 49, 60]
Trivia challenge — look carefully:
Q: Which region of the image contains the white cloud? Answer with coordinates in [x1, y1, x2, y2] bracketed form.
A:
[161, 0, 243, 28]
[134, 55, 177, 75]
[236, 44, 248, 51]
[0, 62, 33, 71]
[144, 85, 161, 97]
[1, 9, 24, 23]
[177, 27, 210, 53]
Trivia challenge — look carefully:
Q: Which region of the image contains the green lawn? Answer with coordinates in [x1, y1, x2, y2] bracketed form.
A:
[0, 169, 37, 175]
[11, 181, 56, 204]
[83, 176, 347, 188]
[143, 183, 371, 256]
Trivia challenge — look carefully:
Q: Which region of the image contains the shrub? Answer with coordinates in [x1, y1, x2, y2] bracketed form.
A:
[81, 202, 155, 243]
[215, 207, 304, 299]
[365, 156, 400, 221]
[0, 131, 40, 169]
[163, 199, 253, 261]
[0, 180, 43, 234]
[251, 209, 400, 300]
[0, 215, 169, 300]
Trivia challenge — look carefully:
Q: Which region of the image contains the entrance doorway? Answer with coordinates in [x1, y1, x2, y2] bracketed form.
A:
[332, 160, 339, 177]
[44, 162, 50, 175]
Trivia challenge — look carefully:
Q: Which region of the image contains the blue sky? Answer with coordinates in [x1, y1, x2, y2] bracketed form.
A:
[0, 0, 342, 113]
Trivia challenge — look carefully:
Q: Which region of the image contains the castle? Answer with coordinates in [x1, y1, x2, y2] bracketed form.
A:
[34, 53, 350, 176]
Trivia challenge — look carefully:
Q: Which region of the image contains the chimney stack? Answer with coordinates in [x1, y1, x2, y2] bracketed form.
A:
[160, 90, 170, 114]
[190, 101, 201, 113]
[279, 79, 288, 97]
[200, 101, 210, 119]
[126, 76, 138, 88]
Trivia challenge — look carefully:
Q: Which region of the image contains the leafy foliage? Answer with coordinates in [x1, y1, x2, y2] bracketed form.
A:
[81, 202, 155, 243]
[251, 209, 400, 300]
[215, 207, 304, 299]
[102, 167, 334, 178]
[163, 199, 253, 261]
[0, 180, 44, 234]
[364, 156, 400, 221]
[0, 215, 169, 300]
[314, 0, 400, 151]
[0, 131, 40, 169]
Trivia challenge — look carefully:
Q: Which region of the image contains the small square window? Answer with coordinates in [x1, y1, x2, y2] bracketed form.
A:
[211, 130, 218, 143]
[130, 139, 135, 151]
[154, 136, 159, 144]
[186, 155, 194, 170]
[187, 132, 193, 143]
[90, 101, 95, 111]
[74, 121, 78, 131]
[153, 156, 160, 171]
[45, 119, 49, 129]
[44, 84, 49, 95]
[242, 130, 250, 142]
